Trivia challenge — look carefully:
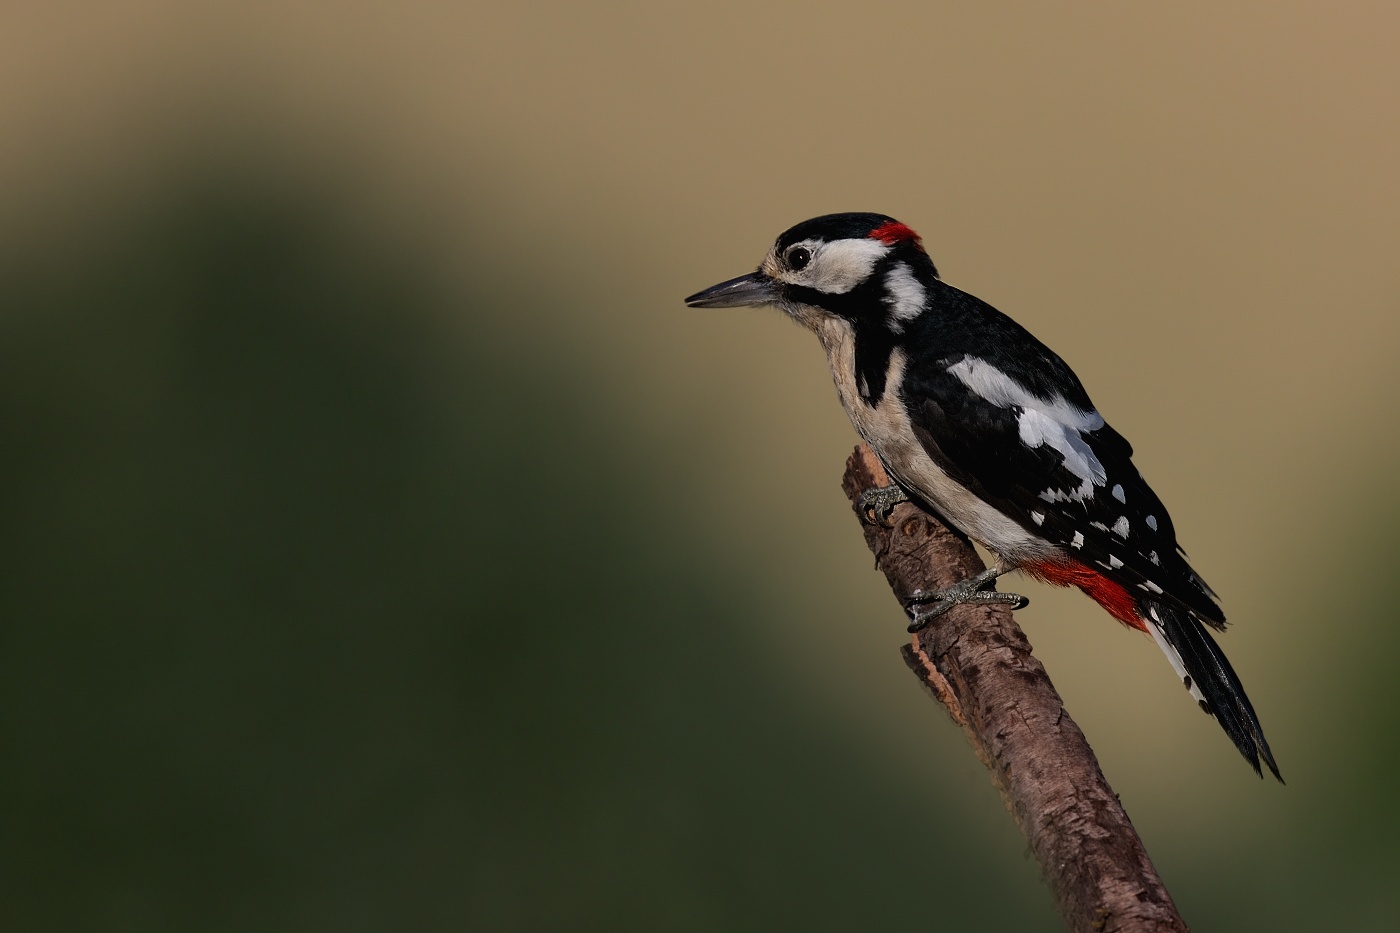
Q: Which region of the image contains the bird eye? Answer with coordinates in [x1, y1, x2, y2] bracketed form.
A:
[787, 246, 812, 271]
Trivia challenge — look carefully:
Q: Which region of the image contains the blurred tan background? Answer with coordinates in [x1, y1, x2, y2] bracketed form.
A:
[2, 2, 1397, 929]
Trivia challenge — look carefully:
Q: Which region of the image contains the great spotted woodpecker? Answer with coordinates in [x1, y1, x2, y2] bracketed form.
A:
[685, 212, 1280, 780]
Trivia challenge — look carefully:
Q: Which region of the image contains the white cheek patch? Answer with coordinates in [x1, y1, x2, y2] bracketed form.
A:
[882, 262, 926, 332]
[948, 357, 1107, 501]
[803, 238, 891, 294]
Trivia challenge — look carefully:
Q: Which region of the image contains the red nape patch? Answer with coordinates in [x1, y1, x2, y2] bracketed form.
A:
[1022, 560, 1147, 632]
[868, 220, 922, 247]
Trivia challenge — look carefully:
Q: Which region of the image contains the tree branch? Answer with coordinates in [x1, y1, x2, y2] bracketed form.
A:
[840, 444, 1188, 933]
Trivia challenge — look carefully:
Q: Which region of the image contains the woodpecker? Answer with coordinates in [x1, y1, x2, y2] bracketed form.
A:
[685, 212, 1280, 781]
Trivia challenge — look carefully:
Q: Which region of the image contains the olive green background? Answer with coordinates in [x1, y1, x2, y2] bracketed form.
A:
[3, 3, 1397, 930]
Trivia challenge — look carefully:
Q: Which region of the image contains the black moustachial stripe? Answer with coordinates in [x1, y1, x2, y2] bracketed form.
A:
[852, 320, 898, 405]
[786, 270, 905, 406]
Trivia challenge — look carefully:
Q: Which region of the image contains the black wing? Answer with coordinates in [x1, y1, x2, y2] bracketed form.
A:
[896, 338, 1222, 626]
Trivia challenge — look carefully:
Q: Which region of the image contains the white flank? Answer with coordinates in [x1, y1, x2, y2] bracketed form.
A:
[948, 357, 1106, 500]
[882, 262, 926, 331]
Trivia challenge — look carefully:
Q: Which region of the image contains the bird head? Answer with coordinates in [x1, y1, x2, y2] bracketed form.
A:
[684, 212, 937, 333]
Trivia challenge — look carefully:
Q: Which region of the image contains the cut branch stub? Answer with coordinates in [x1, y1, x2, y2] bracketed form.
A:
[840, 444, 1188, 933]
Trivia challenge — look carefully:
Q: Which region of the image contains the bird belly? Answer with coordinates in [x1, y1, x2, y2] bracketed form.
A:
[818, 325, 1056, 564]
[863, 406, 1057, 564]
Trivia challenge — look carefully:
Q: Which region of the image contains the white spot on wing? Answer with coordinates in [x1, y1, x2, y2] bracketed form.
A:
[1111, 484, 1125, 503]
[1148, 550, 1160, 565]
[1030, 510, 1045, 525]
[1017, 410, 1107, 500]
[947, 357, 1106, 500]
[1071, 531, 1084, 549]
[1108, 555, 1123, 569]
[1112, 516, 1130, 538]
[1089, 521, 1110, 533]
[1145, 514, 1158, 531]
[882, 262, 925, 332]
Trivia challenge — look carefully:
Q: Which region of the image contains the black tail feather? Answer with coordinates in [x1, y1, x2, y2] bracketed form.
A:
[1144, 598, 1282, 782]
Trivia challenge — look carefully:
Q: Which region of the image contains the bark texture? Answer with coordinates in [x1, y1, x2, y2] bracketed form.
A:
[840, 444, 1188, 933]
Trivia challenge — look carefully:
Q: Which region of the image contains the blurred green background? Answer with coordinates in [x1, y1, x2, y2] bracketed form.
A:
[2, 3, 1397, 930]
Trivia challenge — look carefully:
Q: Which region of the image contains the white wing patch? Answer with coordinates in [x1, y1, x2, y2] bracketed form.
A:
[882, 261, 926, 332]
[947, 357, 1106, 501]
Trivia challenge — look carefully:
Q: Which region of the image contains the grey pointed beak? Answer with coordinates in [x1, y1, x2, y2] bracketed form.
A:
[684, 270, 781, 308]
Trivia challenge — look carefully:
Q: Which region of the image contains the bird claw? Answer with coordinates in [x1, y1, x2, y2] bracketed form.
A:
[856, 484, 910, 526]
[905, 568, 1028, 632]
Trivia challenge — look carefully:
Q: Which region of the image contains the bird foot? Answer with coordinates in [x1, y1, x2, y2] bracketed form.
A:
[905, 567, 1028, 632]
[856, 484, 911, 525]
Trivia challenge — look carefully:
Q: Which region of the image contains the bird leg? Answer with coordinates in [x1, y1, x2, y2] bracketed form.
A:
[856, 484, 911, 525]
[905, 566, 1029, 632]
